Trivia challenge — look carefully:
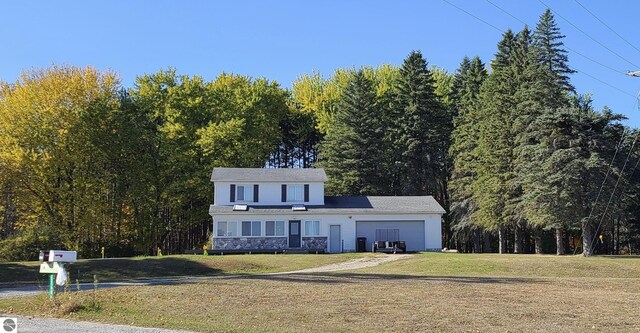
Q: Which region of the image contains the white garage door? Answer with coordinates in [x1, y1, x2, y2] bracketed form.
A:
[356, 220, 425, 252]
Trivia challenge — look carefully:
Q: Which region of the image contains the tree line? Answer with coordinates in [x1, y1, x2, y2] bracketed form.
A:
[1, 9, 638, 260]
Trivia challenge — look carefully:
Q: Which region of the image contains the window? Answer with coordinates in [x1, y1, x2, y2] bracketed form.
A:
[304, 220, 320, 236]
[217, 221, 238, 237]
[287, 184, 304, 202]
[266, 221, 285, 236]
[242, 221, 261, 236]
[236, 185, 253, 202]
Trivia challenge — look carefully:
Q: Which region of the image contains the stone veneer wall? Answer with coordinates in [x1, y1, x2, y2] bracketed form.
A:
[214, 237, 288, 250]
[302, 237, 327, 250]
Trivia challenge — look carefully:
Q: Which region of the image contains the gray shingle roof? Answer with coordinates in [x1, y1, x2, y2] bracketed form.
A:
[211, 168, 328, 182]
[209, 196, 445, 215]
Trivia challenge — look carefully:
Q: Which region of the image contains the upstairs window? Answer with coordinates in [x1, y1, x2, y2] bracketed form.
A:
[287, 184, 304, 202]
[236, 185, 253, 202]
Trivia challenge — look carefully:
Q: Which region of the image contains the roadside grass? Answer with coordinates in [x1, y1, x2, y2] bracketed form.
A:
[1, 253, 639, 332]
[353, 252, 640, 278]
[2, 267, 639, 332]
[0, 253, 369, 285]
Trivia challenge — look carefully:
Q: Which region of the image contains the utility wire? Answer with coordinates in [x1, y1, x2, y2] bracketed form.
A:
[538, 0, 640, 69]
[589, 95, 640, 252]
[485, 0, 625, 75]
[445, 0, 635, 97]
[573, 0, 640, 57]
[442, 0, 504, 32]
[571, 66, 637, 98]
[591, 129, 639, 249]
[446, 0, 639, 255]
[573, 128, 628, 255]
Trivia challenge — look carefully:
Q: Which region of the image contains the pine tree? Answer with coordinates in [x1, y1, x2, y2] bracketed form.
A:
[533, 8, 575, 108]
[449, 56, 488, 252]
[392, 50, 448, 197]
[319, 69, 387, 195]
[472, 30, 518, 253]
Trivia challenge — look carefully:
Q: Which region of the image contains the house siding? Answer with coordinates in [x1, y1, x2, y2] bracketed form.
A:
[214, 181, 325, 206]
[211, 213, 441, 252]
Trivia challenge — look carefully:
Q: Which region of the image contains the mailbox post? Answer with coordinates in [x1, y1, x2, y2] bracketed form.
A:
[39, 250, 77, 298]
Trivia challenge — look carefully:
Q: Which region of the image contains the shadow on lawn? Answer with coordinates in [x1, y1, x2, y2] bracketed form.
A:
[0, 257, 223, 286]
[600, 255, 640, 259]
[242, 272, 548, 286]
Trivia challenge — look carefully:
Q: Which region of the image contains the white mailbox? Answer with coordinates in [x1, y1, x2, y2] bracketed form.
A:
[47, 250, 77, 263]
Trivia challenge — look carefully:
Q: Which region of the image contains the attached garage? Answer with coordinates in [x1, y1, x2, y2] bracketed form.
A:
[356, 220, 425, 252]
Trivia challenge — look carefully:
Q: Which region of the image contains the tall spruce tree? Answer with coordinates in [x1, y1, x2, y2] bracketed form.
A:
[449, 56, 488, 252]
[514, 10, 575, 254]
[392, 51, 448, 197]
[472, 30, 518, 253]
[318, 69, 387, 195]
[534, 8, 575, 108]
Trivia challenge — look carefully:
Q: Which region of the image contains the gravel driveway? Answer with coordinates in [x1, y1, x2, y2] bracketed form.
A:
[1, 253, 413, 333]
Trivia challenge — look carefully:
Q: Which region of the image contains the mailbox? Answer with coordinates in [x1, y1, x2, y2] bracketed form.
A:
[47, 250, 77, 263]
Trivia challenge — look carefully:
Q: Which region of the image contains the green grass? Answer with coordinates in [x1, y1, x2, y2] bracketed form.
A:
[2, 253, 639, 332]
[354, 252, 640, 278]
[0, 253, 367, 285]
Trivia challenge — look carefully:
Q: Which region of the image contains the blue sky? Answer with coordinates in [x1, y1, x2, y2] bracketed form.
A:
[2, 1, 640, 126]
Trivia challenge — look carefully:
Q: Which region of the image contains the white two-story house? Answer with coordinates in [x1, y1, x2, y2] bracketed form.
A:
[209, 168, 444, 253]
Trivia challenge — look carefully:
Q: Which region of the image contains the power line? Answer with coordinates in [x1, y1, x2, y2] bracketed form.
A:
[573, 128, 628, 255]
[485, 0, 625, 75]
[571, 66, 637, 98]
[573, 0, 640, 57]
[589, 95, 640, 252]
[442, 0, 503, 33]
[538, 0, 640, 69]
[444, 0, 635, 97]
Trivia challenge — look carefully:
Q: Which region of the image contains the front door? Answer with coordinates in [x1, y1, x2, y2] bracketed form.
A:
[329, 225, 341, 253]
[289, 220, 301, 248]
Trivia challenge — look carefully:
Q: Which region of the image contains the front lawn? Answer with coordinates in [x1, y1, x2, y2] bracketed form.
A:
[1, 253, 639, 332]
[0, 253, 368, 286]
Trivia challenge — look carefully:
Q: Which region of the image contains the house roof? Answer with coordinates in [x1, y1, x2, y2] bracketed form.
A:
[211, 168, 328, 182]
[209, 196, 446, 215]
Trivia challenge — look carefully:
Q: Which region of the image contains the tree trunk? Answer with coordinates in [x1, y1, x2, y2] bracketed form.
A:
[534, 228, 543, 254]
[582, 222, 594, 257]
[555, 227, 565, 255]
[498, 227, 507, 254]
[473, 229, 482, 253]
[483, 231, 492, 253]
[514, 224, 524, 254]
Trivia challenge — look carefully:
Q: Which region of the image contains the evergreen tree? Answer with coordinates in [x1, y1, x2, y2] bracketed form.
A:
[472, 30, 518, 253]
[533, 8, 575, 108]
[392, 50, 448, 197]
[449, 56, 488, 252]
[319, 69, 387, 195]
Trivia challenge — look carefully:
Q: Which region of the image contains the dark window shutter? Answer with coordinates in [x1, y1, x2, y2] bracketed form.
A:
[253, 184, 259, 202]
[281, 184, 287, 202]
[230, 184, 236, 202]
[304, 184, 310, 202]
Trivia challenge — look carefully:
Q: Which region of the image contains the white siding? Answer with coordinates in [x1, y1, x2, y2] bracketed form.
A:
[213, 181, 325, 206]
[211, 212, 442, 252]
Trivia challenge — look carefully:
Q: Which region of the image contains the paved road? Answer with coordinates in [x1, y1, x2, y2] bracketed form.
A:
[0, 254, 413, 333]
[6, 316, 194, 333]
